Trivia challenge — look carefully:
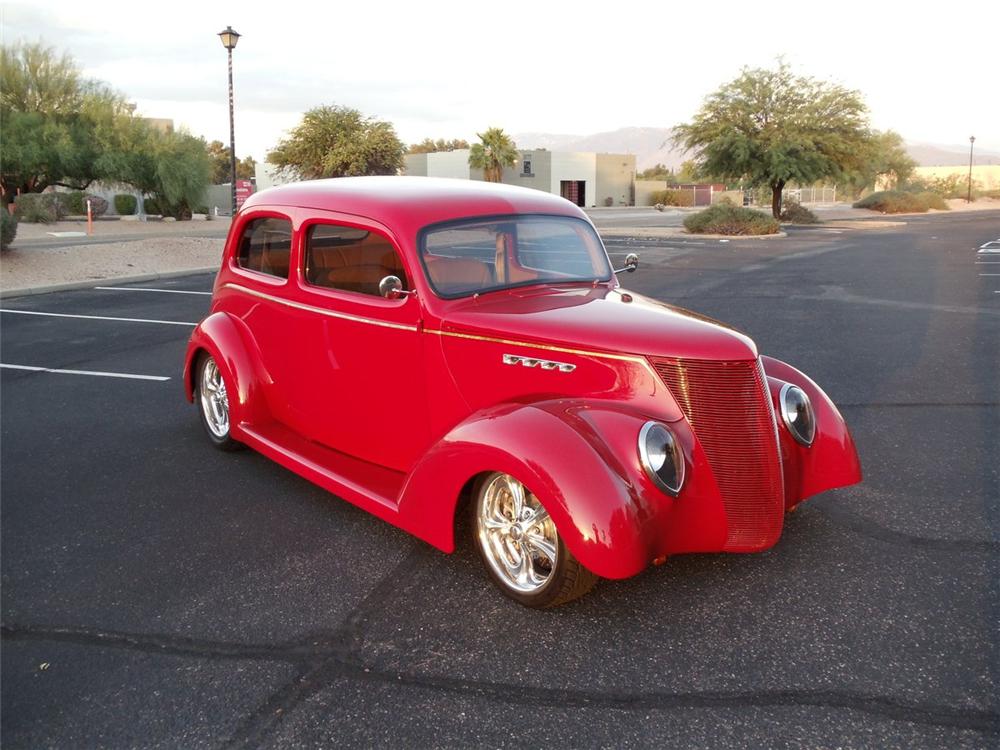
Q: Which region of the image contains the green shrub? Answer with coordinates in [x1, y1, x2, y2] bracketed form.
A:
[13, 193, 59, 223]
[114, 194, 138, 215]
[1, 211, 18, 250]
[650, 189, 695, 207]
[915, 191, 949, 211]
[853, 190, 949, 213]
[683, 203, 780, 235]
[58, 191, 87, 215]
[779, 198, 819, 224]
[142, 196, 162, 215]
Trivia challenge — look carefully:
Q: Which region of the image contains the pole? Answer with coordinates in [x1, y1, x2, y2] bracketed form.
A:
[86, 199, 93, 236]
[967, 136, 975, 203]
[227, 46, 237, 215]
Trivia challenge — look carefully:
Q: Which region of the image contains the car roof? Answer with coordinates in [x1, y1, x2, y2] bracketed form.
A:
[241, 176, 588, 230]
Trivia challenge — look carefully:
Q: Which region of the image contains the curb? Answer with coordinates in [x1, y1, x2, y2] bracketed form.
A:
[600, 227, 788, 240]
[0, 267, 218, 300]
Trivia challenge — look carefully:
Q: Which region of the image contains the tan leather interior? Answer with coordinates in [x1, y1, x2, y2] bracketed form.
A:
[425, 256, 494, 293]
[307, 235, 406, 296]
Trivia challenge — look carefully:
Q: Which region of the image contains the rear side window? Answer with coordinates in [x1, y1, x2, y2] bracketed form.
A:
[305, 224, 408, 297]
[236, 217, 292, 278]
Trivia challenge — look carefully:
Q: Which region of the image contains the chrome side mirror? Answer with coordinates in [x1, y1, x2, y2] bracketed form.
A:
[613, 253, 639, 275]
[378, 275, 415, 299]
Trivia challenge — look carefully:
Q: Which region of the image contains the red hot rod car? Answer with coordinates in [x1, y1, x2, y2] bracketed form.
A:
[183, 177, 861, 607]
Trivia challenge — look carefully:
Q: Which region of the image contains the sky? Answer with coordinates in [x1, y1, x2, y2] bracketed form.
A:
[3, 0, 999, 162]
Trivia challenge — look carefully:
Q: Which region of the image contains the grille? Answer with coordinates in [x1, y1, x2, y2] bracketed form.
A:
[650, 357, 784, 551]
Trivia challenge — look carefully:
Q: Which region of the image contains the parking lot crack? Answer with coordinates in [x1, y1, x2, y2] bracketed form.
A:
[0, 623, 319, 664]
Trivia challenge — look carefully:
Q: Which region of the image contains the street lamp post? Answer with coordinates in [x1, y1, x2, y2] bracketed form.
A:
[967, 136, 975, 203]
[218, 26, 241, 215]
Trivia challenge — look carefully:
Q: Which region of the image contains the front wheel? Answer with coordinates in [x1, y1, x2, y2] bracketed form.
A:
[471, 472, 598, 608]
[196, 353, 242, 451]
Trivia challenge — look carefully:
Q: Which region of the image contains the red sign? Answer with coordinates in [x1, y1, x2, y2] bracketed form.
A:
[235, 180, 255, 211]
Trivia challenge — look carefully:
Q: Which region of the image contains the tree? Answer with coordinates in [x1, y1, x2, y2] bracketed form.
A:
[469, 128, 519, 182]
[673, 61, 871, 217]
[408, 138, 470, 154]
[0, 42, 135, 203]
[838, 130, 916, 197]
[206, 140, 257, 184]
[637, 163, 675, 181]
[266, 105, 404, 180]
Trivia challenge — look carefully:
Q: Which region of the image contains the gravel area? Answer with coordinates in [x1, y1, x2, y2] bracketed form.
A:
[0, 236, 223, 292]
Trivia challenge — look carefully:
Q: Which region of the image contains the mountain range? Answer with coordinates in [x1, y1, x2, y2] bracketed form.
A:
[513, 128, 1000, 171]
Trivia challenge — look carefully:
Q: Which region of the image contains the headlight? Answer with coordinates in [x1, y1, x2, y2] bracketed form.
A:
[780, 384, 816, 446]
[638, 421, 685, 496]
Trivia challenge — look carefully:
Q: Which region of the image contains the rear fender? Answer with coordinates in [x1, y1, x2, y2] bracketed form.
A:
[397, 400, 665, 579]
[183, 312, 271, 435]
[761, 355, 862, 508]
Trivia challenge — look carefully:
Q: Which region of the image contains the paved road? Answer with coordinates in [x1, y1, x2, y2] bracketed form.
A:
[2, 212, 998, 748]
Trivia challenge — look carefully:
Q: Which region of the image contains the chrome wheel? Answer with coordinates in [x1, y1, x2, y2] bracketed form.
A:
[476, 473, 558, 594]
[198, 356, 230, 439]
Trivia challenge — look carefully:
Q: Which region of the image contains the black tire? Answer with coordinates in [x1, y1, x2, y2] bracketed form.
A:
[196, 353, 243, 452]
[470, 472, 598, 608]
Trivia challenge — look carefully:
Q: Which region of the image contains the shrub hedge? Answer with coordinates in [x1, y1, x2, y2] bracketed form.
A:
[779, 199, 819, 224]
[649, 189, 695, 207]
[853, 190, 950, 213]
[683, 203, 780, 235]
[14, 193, 60, 223]
[114, 194, 138, 215]
[1, 211, 18, 250]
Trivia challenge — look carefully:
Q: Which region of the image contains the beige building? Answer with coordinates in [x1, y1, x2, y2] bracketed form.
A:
[404, 149, 636, 207]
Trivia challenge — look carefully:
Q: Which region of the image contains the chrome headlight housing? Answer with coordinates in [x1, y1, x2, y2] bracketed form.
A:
[638, 421, 685, 496]
[779, 384, 816, 447]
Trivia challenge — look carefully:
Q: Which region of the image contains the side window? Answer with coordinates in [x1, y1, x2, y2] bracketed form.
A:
[236, 217, 292, 278]
[305, 224, 408, 297]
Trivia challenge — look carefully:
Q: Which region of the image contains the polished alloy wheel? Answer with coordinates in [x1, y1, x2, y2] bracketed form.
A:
[199, 356, 230, 439]
[476, 473, 558, 594]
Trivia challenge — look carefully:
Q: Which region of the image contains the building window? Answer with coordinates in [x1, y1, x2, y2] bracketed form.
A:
[521, 155, 533, 177]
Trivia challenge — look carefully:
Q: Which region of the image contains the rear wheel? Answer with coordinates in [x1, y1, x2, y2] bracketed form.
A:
[471, 472, 598, 608]
[196, 353, 242, 451]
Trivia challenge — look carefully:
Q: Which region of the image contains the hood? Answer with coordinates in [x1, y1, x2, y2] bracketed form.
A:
[438, 285, 758, 362]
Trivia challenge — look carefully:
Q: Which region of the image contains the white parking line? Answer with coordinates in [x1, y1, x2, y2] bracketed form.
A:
[0, 309, 196, 326]
[1, 364, 170, 381]
[94, 286, 212, 296]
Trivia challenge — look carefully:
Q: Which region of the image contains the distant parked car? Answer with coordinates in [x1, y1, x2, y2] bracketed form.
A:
[183, 177, 862, 607]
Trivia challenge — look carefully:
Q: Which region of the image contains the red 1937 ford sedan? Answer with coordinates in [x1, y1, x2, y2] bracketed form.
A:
[183, 177, 861, 607]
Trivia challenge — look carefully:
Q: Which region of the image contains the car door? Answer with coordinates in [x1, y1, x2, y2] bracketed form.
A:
[278, 215, 429, 473]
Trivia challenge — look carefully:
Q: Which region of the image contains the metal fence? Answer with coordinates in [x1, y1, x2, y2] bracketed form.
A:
[782, 186, 837, 204]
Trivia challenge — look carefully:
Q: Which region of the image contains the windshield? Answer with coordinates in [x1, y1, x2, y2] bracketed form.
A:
[420, 215, 612, 298]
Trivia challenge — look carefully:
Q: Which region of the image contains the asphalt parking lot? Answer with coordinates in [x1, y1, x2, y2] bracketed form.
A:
[2, 211, 999, 748]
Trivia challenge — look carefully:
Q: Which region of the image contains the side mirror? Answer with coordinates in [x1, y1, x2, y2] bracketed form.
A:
[613, 253, 639, 275]
[378, 275, 414, 299]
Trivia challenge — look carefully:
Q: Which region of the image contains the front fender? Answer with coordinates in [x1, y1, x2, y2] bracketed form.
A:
[761, 355, 862, 508]
[397, 400, 667, 579]
[183, 312, 271, 435]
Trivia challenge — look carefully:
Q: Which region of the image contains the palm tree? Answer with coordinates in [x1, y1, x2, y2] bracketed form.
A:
[468, 127, 519, 182]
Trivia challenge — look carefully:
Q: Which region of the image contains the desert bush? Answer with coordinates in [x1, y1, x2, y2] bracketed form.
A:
[915, 192, 949, 210]
[1, 211, 18, 250]
[142, 196, 162, 215]
[983, 189, 1000, 200]
[85, 194, 109, 217]
[13, 193, 60, 223]
[853, 190, 948, 213]
[683, 203, 779, 235]
[57, 191, 87, 215]
[779, 198, 819, 224]
[114, 194, 138, 215]
[649, 189, 695, 207]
